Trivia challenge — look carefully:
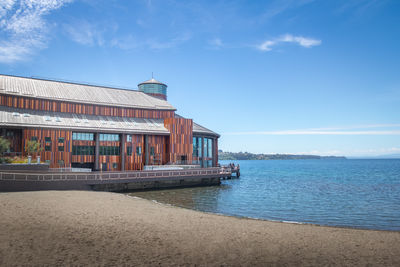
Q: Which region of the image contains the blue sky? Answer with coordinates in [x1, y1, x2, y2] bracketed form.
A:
[0, 0, 399, 157]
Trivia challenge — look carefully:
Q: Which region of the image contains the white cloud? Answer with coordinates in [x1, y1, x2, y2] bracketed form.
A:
[258, 34, 321, 51]
[110, 35, 140, 50]
[110, 32, 191, 51]
[0, 0, 72, 63]
[64, 20, 105, 47]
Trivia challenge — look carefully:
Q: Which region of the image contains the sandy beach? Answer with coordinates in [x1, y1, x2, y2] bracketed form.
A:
[0, 191, 399, 266]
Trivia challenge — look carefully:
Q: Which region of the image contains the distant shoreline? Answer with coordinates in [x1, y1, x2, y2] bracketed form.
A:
[219, 151, 346, 160]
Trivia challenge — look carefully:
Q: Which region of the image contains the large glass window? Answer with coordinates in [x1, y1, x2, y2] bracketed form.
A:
[99, 146, 120, 155]
[193, 137, 198, 157]
[127, 146, 132, 156]
[208, 138, 212, 158]
[72, 132, 94, 141]
[204, 138, 208, 157]
[127, 135, 132, 142]
[136, 146, 142, 155]
[198, 138, 202, 157]
[99, 134, 119, 141]
[72, 146, 95, 155]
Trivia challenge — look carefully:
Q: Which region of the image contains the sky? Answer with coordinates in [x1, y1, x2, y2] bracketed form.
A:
[0, 0, 399, 157]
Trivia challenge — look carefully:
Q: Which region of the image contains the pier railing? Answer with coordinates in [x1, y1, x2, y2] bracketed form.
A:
[0, 167, 230, 182]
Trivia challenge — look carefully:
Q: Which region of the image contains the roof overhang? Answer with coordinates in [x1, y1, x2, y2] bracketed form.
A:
[0, 106, 170, 135]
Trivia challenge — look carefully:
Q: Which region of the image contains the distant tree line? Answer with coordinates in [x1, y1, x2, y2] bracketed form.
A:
[218, 150, 346, 160]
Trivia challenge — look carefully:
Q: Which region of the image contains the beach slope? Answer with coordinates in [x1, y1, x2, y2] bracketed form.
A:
[0, 191, 399, 266]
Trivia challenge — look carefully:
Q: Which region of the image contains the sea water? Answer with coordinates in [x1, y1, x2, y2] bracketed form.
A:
[128, 159, 400, 231]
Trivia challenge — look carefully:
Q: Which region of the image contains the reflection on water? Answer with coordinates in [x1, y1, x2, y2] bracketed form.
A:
[131, 184, 233, 213]
[128, 159, 400, 231]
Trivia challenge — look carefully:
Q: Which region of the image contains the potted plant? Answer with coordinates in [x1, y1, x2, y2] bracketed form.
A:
[25, 140, 43, 164]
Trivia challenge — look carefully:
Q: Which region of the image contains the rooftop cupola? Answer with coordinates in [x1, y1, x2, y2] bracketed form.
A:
[138, 77, 167, 100]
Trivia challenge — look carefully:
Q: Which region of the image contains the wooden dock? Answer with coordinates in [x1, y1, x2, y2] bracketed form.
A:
[221, 164, 240, 179]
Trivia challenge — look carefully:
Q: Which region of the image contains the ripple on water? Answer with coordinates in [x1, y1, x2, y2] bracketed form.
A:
[128, 159, 400, 231]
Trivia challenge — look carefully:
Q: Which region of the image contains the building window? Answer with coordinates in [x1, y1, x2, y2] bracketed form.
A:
[99, 134, 119, 141]
[127, 135, 132, 142]
[99, 146, 120, 156]
[204, 139, 208, 157]
[127, 146, 132, 156]
[72, 133, 94, 141]
[31, 136, 38, 141]
[72, 146, 95, 155]
[198, 138, 202, 157]
[208, 138, 212, 158]
[58, 137, 64, 152]
[136, 146, 142, 155]
[193, 137, 198, 157]
[45, 137, 51, 151]
[207, 160, 212, 168]
[112, 163, 118, 169]
[150, 147, 155, 156]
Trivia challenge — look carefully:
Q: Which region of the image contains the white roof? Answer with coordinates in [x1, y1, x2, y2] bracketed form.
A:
[0, 106, 170, 135]
[0, 74, 175, 111]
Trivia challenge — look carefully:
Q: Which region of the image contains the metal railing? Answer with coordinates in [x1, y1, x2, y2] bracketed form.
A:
[0, 167, 229, 182]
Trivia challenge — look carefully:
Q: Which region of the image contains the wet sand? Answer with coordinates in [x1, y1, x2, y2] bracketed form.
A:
[0, 190, 399, 266]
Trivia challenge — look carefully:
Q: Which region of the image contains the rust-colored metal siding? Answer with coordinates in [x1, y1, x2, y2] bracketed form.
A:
[125, 135, 145, 170]
[164, 118, 193, 164]
[0, 94, 174, 119]
[23, 128, 72, 168]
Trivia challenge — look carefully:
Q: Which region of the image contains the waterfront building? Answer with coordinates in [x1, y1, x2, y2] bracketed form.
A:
[0, 74, 219, 171]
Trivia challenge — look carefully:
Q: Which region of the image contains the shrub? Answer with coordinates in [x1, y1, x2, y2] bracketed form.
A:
[0, 136, 10, 155]
[25, 140, 43, 156]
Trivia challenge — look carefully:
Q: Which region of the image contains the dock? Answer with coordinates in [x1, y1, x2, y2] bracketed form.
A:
[221, 164, 240, 179]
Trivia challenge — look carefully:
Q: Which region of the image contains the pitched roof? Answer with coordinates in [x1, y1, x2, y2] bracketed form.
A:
[193, 122, 220, 137]
[0, 74, 175, 111]
[138, 78, 167, 87]
[0, 106, 170, 135]
[175, 113, 220, 137]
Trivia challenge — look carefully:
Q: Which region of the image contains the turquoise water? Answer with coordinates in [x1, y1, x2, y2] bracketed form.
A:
[129, 159, 400, 231]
